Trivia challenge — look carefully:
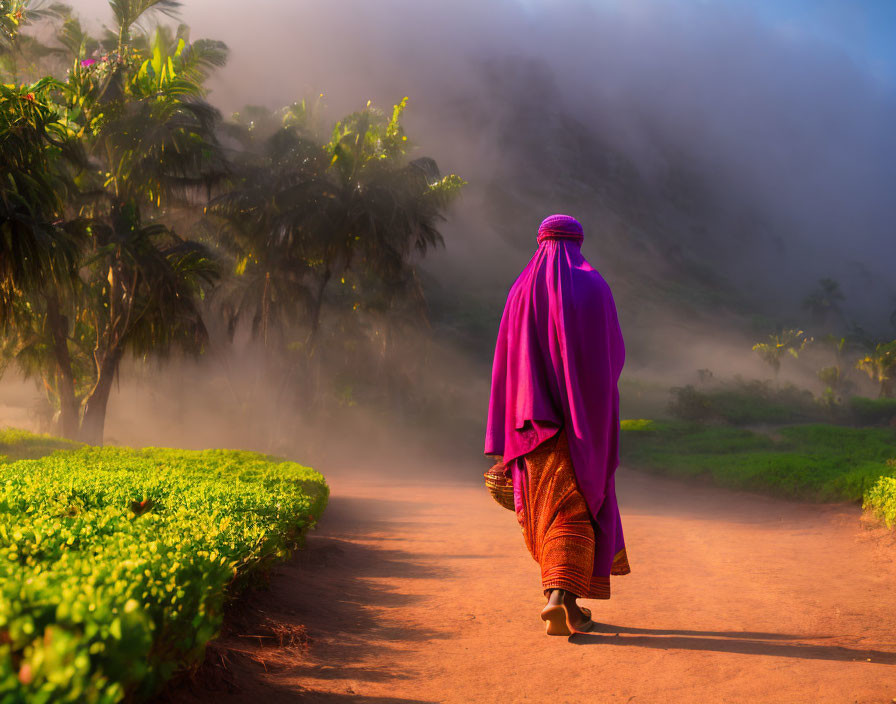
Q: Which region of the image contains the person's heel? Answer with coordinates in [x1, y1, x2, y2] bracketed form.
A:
[540, 603, 571, 636]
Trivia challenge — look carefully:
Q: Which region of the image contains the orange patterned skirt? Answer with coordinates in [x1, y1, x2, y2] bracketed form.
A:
[515, 428, 630, 599]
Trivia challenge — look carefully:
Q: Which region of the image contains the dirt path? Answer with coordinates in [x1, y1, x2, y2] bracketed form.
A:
[163, 466, 896, 704]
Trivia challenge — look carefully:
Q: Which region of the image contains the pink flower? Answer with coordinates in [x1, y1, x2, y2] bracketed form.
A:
[80, 58, 96, 67]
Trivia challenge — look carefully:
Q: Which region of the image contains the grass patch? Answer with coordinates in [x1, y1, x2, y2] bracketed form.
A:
[0, 430, 328, 703]
[0, 427, 82, 462]
[620, 421, 896, 503]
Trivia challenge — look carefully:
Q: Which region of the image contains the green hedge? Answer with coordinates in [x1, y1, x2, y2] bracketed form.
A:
[0, 432, 328, 703]
[620, 420, 896, 505]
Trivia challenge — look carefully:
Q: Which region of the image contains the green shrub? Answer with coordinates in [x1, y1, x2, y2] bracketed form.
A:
[863, 460, 896, 528]
[847, 397, 896, 426]
[668, 380, 826, 425]
[0, 435, 328, 703]
[621, 422, 896, 503]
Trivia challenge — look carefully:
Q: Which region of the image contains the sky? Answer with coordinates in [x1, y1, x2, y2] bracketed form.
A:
[75, 0, 896, 81]
[73, 0, 896, 97]
[753, 0, 896, 84]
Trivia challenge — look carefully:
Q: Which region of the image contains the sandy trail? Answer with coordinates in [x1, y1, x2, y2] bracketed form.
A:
[163, 465, 896, 704]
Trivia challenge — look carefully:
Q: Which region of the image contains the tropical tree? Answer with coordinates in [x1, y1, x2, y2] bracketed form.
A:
[205, 97, 464, 420]
[752, 328, 812, 385]
[0, 78, 89, 436]
[2, 0, 466, 444]
[0, 0, 69, 82]
[208, 97, 465, 363]
[310, 98, 464, 351]
[107, 0, 181, 55]
[204, 101, 329, 351]
[816, 334, 855, 403]
[63, 7, 225, 443]
[55, 12, 99, 65]
[0, 1, 226, 443]
[802, 277, 845, 330]
[856, 340, 896, 398]
[0, 78, 80, 310]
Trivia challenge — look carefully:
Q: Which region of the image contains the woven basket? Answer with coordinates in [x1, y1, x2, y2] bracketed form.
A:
[484, 460, 515, 511]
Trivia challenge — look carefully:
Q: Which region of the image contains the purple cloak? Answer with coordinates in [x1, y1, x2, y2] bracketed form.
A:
[484, 214, 626, 581]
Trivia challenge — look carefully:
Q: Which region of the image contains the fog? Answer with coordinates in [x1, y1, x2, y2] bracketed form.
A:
[2, 0, 893, 466]
[69, 0, 896, 316]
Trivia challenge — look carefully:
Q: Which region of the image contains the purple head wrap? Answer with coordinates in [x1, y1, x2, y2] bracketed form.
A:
[485, 213, 626, 583]
[536, 214, 584, 245]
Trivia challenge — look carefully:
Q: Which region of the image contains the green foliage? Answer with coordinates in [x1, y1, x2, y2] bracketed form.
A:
[751, 328, 812, 380]
[847, 396, 896, 426]
[1, 2, 229, 443]
[0, 430, 328, 702]
[619, 418, 655, 431]
[864, 461, 896, 528]
[0, 426, 81, 461]
[668, 380, 825, 424]
[856, 340, 896, 398]
[0, 77, 83, 317]
[206, 94, 465, 378]
[1, 2, 465, 443]
[621, 421, 896, 504]
[0, 0, 68, 81]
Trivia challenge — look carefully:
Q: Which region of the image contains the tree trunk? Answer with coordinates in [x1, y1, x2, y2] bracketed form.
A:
[306, 268, 331, 355]
[44, 292, 79, 439]
[79, 348, 122, 445]
[305, 269, 332, 411]
[261, 270, 271, 349]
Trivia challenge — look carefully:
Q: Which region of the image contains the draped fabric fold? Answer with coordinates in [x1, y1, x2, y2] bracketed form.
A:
[513, 428, 630, 599]
[485, 214, 629, 591]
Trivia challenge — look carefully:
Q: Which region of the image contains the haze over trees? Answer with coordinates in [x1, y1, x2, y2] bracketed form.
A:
[0, 0, 464, 443]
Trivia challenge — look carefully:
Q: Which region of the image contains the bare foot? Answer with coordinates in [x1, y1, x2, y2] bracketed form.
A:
[541, 589, 595, 635]
[544, 595, 591, 620]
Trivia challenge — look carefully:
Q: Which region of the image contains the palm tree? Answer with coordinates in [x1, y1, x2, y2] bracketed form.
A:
[0, 78, 86, 437]
[206, 106, 328, 350]
[0, 78, 77, 307]
[752, 328, 812, 386]
[67, 4, 225, 443]
[77, 218, 218, 442]
[107, 0, 180, 55]
[0, 0, 69, 83]
[206, 97, 464, 421]
[802, 278, 845, 330]
[816, 335, 855, 403]
[311, 98, 464, 351]
[209, 97, 464, 356]
[856, 341, 896, 399]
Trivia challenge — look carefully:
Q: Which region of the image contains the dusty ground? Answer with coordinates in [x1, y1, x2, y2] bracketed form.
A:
[159, 466, 896, 704]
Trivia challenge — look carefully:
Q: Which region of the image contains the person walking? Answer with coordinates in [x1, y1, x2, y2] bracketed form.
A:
[485, 214, 630, 636]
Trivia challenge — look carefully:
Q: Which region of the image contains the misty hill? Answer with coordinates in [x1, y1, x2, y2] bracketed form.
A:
[421, 56, 765, 367]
